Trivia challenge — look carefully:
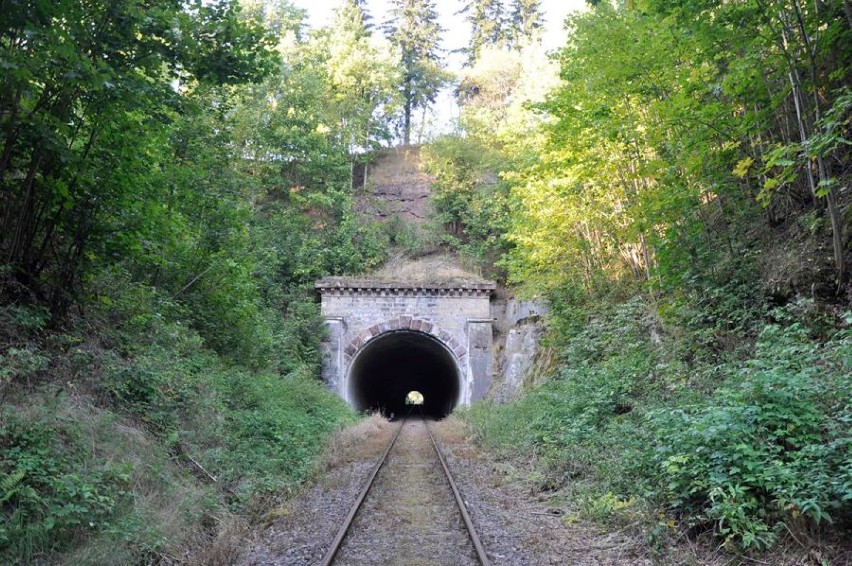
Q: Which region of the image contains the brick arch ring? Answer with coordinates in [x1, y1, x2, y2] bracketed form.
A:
[342, 316, 468, 367]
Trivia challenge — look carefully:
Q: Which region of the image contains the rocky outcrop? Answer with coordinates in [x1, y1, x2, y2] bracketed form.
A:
[356, 145, 433, 225]
[491, 298, 549, 402]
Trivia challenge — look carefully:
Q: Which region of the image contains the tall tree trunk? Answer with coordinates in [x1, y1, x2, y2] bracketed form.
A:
[789, 0, 846, 291]
[403, 75, 413, 145]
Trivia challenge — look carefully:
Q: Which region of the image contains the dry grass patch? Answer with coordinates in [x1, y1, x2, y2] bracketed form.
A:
[371, 253, 488, 284]
[323, 253, 490, 286]
[183, 515, 250, 566]
[433, 414, 470, 445]
[314, 413, 394, 473]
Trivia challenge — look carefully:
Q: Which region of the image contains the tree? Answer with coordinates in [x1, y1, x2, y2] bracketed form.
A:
[501, 0, 850, 298]
[0, 0, 274, 314]
[461, 0, 543, 62]
[460, 0, 508, 62]
[322, 0, 402, 160]
[341, 0, 374, 32]
[507, 0, 544, 48]
[240, 0, 306, 40]
[384, 0, 447, 144]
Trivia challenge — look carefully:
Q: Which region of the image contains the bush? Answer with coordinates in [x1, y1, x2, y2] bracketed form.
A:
[0, 412, 131, 562]
[649, 322, 852, 550]
[211, 368, 356, 503]
[0, 269, 357, 563]
[465, 294, 851, 554]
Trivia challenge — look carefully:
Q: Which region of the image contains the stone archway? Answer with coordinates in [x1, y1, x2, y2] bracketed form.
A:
[315, 280, 495, 412]
[343, 316, 466, 366]
[345, 325, 463, 418]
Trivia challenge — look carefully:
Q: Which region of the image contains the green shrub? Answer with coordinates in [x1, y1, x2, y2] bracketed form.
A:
[0, 412, 131, 562]
[0, 299, 355, 562]
[207, 367, 356, 504]
[649, 322, 852, 550]
[466, 294, 851, 554]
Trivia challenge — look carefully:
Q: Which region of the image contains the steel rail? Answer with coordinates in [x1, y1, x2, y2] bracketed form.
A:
[425, 421, 491, 566]
[321, 410, 490, 566]
[319, 415, 407, 566]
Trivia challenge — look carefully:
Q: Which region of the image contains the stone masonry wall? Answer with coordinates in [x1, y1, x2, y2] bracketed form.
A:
[316, 281, 495, 407]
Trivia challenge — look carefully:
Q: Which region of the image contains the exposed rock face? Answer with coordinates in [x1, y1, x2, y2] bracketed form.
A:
[492, 299, 549, 402]
[356, 145, 433, 225]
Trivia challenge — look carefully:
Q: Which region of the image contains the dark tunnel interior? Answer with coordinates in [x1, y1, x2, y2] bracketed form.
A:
[348, 331, 460, 419]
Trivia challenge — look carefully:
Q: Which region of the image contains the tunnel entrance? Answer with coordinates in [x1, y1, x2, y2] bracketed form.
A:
[347, 331, 461, 419]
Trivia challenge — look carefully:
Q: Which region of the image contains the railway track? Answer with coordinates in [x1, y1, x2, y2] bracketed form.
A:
[320, 414, 490, 566]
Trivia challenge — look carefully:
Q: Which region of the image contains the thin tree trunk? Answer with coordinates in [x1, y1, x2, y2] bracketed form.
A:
[6, 149, 43, 266]
[787, 66, 818, 201]
[403, 76, 413, 145]
[790, 0, 846, 291]
[844, 0, 852, 30]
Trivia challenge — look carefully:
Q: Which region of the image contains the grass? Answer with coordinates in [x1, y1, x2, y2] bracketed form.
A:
[322, 252, 491, 286]
[0, 300, 356, 564]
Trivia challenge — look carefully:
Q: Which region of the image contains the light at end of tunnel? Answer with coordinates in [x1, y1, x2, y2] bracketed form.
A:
[405, 391, 424, 405]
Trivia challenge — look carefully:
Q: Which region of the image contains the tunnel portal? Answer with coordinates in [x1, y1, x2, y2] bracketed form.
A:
[348, 331, 460, 419]
[316, 280, 496, 412]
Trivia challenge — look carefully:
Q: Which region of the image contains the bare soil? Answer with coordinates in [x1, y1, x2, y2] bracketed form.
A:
[356, 146, 433, 226]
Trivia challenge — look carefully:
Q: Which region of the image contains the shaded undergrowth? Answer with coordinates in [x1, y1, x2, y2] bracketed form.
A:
[0, 282, 355, 564]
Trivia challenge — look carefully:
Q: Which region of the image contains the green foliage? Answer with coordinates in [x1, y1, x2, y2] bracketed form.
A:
[461, 0, 544, 63]
[0, 411, 131, 561]
[382, 216, 438, 257]
[384, 0, 449, 143]
[318, 2, 402, 152]
[421, 135, 510, 269]
[466, 295, 851, 553]
[649, 322, 852, 550]
[466, 5, 850, 553]
[0, 275, 356, 563]
[0, 346, 49, 390]
[0, 0, 274, 312]
[499, 0, 850, 295]
[0, 2, 395, 560]
[211, 368, 356, 501]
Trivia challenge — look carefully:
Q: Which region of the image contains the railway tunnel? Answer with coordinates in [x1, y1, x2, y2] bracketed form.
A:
[317, 279, 496, 415]
[347, 330, 461, 419]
